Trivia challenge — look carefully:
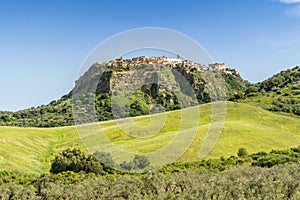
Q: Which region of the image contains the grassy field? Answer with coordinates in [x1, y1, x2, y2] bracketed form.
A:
[0, 126, 82, 174]
[0, 101, 300, 174]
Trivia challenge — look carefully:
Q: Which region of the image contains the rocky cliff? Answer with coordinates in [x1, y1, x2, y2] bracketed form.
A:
[0, 57, 248, 127]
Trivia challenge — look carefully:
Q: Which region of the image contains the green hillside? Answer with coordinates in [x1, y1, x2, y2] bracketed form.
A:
[0, 101, 299, 174]
[0, 126, 82, 174]
[0, 62, 247, 128]
[238, 66, 300, 116]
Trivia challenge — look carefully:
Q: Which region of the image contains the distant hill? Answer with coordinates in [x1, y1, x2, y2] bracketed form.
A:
[237, 66, 300, 116]
[0, 57, 247, 127]
[0, 95, 73, 127]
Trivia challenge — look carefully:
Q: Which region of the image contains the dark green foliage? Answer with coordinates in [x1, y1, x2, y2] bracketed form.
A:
[93, 151, 115, 167]
[50, 148, 103, 175]
[238, 147, 248, 157]
[133, 155, 150, 169]
[251, 147, 300, 168]
[258, 66, 300, 92]
[268, 97, 300, 115]
[252, 154, 294, 168]
[161, 146, 300, 173]
[0, 95, 74, 127]
[1, 146, 300, 199]
[119, 161, 134, 171]
[0, 62, 247, 127]
[120, 155, 150, 171]
[129, 91, 151, 116]
[239, 66, 300, 116]
[0, 64, 298, 128]
[160, 156, 245, 173]
[37, 163, 300, 199]
[1, 164, 300, 199]
[0, 171, 36, 186]
[225, 73, 249, 100]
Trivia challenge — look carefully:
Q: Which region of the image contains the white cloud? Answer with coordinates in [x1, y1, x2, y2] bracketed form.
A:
[277, 0, 300, 17]
[279, 0, 300, 4]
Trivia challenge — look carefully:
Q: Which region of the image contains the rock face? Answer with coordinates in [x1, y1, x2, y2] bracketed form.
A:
[72, 56, 248, 122]
[90, 57, 243, 96]
[0, 56, 248, 127]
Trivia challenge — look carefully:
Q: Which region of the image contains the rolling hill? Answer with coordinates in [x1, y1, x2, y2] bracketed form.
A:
[0, 101, 299, 174]
[0, 58, 248, 127]
[0, 58, 299, 174]
[238, 66, 300, 115]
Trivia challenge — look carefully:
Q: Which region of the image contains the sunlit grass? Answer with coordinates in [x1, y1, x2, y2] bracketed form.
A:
[0, 102, 299, 173]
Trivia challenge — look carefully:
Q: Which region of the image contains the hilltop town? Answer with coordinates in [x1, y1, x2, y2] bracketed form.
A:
[106, 55, 239, 75]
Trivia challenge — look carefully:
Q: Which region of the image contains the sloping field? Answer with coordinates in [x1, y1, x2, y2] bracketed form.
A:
[0, 102, 299, 173]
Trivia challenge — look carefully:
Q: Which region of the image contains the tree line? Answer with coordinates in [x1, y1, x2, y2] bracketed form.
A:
[1, 146, 300, 199]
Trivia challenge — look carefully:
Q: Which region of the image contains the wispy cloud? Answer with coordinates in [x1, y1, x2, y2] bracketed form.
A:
[276, 0, 300, 17]
[278, 0, 300, 4]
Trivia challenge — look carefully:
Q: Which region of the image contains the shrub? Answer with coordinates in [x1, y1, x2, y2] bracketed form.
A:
[50, 148, 103, 174]
[133, 155, 150, 169]
[120, 155, 150, 171]
[93, 151, 115, 167]
[237, 147, 248, 157]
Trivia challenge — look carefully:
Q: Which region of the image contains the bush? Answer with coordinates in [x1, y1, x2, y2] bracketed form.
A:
[93, 151, 115, 167]
[251, 147, 300, 168]
[32, 163, 300, 199]
[133, 155, 150, 169]
[120, 155, 150, 171]
[237, 147, 248, 157]
[50, 148, 103, 174]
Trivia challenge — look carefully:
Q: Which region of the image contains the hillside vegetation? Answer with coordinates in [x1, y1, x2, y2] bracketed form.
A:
[0, 64, 299, 130]
[0, 102, 299, 174]
[0, 63, 247, 127]
[1, 163, 299, 199]
[237, 66, 300, 115]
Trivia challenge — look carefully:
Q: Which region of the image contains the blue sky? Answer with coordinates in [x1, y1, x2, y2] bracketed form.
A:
[0, 0, 300, 111]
